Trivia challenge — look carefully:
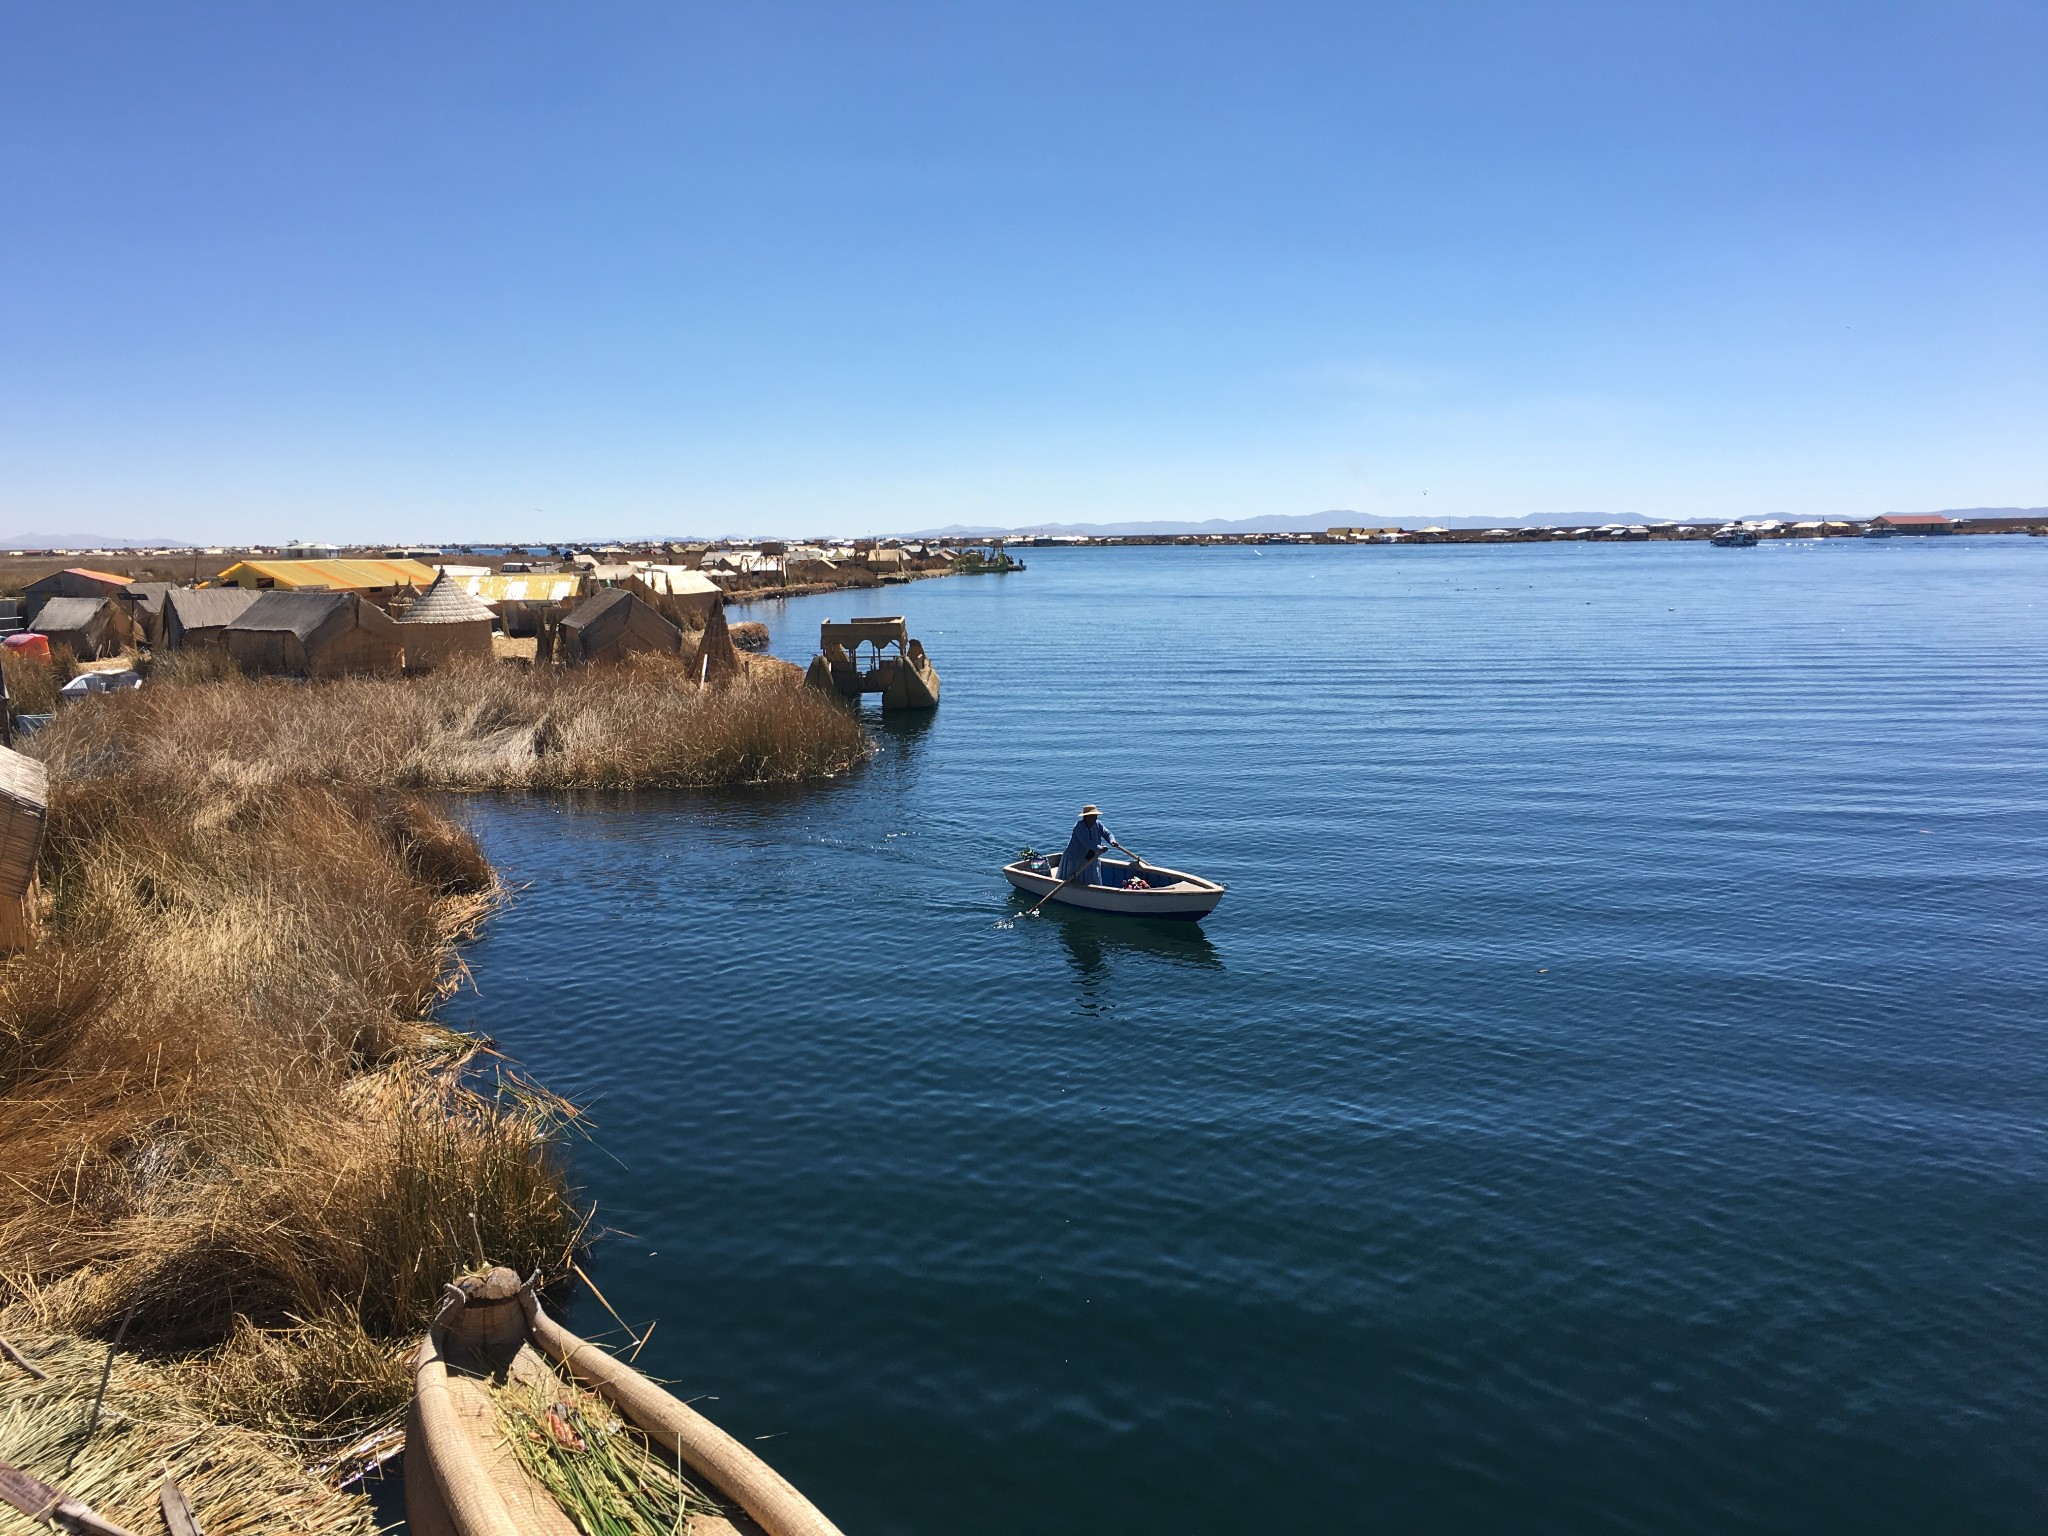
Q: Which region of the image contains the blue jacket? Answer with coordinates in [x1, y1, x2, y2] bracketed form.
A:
[1057, 818, 1114, 881]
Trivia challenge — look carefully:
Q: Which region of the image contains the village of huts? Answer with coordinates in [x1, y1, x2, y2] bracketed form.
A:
[0, 544, 932, 718]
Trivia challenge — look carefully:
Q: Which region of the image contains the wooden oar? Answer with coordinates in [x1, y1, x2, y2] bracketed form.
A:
[1027, 857, 1099, 916]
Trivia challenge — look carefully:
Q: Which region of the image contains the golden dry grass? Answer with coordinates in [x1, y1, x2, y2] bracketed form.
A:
[53, 652, 871, 792]
[0, 660, 872, 1474]
[1, 647, 73, 714]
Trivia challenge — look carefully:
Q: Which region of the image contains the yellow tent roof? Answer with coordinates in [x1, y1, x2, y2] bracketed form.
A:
[453, 572, 583, 604]
[214, 558, 439, 591]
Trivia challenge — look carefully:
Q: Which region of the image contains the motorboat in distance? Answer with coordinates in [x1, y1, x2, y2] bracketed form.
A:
[1710, 525, 1760, 547]
[1003, 854, 1225, 922]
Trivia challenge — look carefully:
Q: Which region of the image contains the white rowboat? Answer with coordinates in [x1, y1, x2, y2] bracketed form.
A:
[1002, 856, 1225, 922]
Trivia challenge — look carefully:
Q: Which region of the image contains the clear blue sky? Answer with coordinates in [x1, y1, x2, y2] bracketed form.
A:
[3, 1, 2043, 542]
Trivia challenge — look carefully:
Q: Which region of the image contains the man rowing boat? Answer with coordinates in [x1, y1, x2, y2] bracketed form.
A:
[1057, 804, 1115, 886]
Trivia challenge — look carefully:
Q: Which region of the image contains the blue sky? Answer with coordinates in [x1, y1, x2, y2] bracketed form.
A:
[3, 1, 2042, 542]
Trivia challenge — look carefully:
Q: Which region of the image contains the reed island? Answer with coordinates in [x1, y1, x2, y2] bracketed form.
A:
[0, 551, 893, 1534]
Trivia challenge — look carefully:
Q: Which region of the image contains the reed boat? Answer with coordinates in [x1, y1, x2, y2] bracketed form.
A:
[1002, 855, 1225, 922]
[408, 1267, 843, 1536]
[804, 617, 940, 712]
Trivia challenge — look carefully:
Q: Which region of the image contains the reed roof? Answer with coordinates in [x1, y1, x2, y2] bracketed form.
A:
[29, 596, 109, 633]
[164, 586, 260, 630]
[560, 586, 633, 631]
[228, 590, 400, 642]
[399, 571, 496, 625]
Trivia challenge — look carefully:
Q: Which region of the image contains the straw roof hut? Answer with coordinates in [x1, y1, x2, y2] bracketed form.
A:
[161, 586, 261, 649]
[689, 599, 744, 687]
[21, 566, 131, 625]
[396, 570, 495, 671]
[31, 595, 132, 659]
[222, 591, 405, 678]
[0, 744, 47, 953]
[634, 566, 724, 623]
[557, 588, 680, 665]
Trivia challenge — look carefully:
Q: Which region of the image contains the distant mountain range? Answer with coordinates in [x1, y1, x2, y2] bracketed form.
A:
[904, 506, 2047, 538]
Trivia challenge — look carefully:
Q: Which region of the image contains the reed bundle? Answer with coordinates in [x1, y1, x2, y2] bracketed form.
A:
[495, 1371, 717, 1536]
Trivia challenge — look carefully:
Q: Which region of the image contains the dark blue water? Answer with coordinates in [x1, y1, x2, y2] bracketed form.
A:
[455, 540, 2048, 1534]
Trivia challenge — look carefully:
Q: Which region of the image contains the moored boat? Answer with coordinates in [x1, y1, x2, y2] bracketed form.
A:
[408, 1267, 844, 1536]
[804, 617, 940, 711]
[1710, 525, 1759, 547]
[1002, 855, 1225, 921]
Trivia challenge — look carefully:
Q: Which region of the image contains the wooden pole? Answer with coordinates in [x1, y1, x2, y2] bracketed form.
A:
[0, 1461, 144, 1536]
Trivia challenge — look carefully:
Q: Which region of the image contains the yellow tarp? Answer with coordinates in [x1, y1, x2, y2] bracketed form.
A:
[455, 572, 583, 604]
[214, 558, 439, 591]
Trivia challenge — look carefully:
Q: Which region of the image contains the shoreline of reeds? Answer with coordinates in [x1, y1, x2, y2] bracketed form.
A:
[0, 659, 874, 1523]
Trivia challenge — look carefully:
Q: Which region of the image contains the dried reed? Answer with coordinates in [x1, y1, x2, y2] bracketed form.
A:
[0, 656, 869, 1475]
[38, 656, 872, 792]
[0, 1331, 375, 1536]
[495, 1369, 717, 1536]
[1, 649, 70, 715]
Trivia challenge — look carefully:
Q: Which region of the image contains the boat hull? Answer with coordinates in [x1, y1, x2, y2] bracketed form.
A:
[409, 1268, 844, 1536]
[882, 654, 940, 710]
[1002, 858, 1224, 921]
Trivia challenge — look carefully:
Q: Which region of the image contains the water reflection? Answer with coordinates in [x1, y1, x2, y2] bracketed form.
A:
[873, 708, 939, 748]
[1013, 897, 1224, 982]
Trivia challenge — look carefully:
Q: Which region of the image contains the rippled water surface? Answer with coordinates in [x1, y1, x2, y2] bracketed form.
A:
[456, 540, 2048, 1534]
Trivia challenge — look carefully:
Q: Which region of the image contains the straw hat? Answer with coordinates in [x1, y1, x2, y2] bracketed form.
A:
[1080, 804, 1099, 818]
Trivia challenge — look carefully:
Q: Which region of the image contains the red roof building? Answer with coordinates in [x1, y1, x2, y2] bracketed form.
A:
[21, 566, 135, 625]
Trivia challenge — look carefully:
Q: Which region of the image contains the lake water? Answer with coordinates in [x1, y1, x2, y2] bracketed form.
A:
[455, 539, 2048, 1534]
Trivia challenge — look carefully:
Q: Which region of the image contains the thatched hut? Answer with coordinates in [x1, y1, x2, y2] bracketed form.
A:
[20, 566, 131, 625]
[0, 745, 47, 953]
[222, 591, 405, 678]
[161, 586, 260, 649]
[557, 588, 680, 665]
[689, 599, 745, 688]
[633, 567, 724, 624]
[396, 571, 495, 671]
[31, 595, 132, 659]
